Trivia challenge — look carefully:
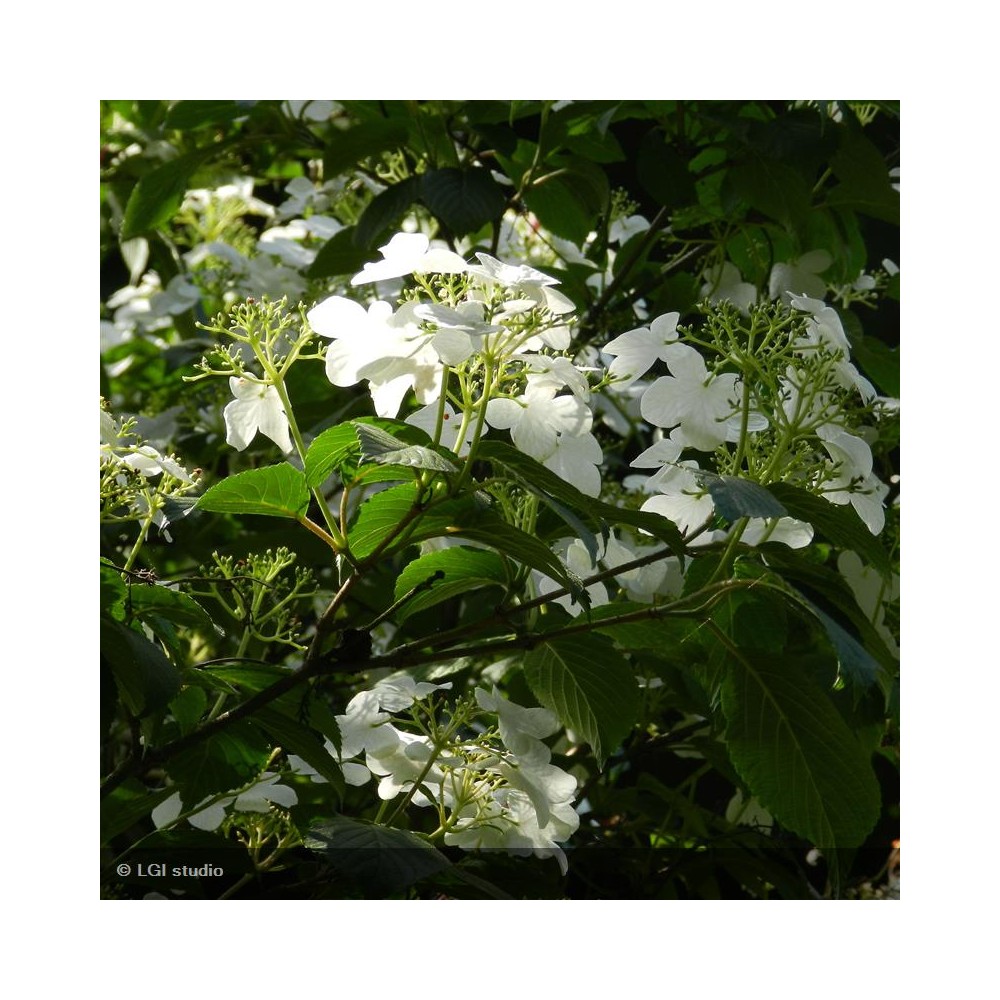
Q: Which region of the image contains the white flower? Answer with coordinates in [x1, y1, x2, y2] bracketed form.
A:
[639, 344, 740, 451]
[817, 424, 889, 534]
[837, 550, 899, 656]
[223, 377, 293, 453]
[609, 214, 650, 245]
[700, 262, 757, 313]
[121, 445, 192, 482]
[769, 250, 832, 300]
[541, 430, 603, 497]
[308, 296, 443, 418]
[486, 382, 592, 463]
[405, 401, 478, 456]
[602, 312, 680, 389]
[468, 253, 575, 315]
[351, 233, 468, 286]
[151, 773, 298, 832]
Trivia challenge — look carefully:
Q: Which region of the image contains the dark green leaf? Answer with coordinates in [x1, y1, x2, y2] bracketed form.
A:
[827, 129, 899, 224]
[323, 119, 410, 178]
[347, 482, 422, 559]
[766, 482, 891, 574]
[168, 722, 271, 805]
[169, 685, 208, 735]
[101, 780, 177, 845]
[393, 547, 508, 622]
[101, 617, 181, 717]
[253, 707, 345, 799]
[720, 647, 881, 848]
[420, 168, 506, 236]
[197, 464, 309, 520]
[305, 817, 450, 892]
[164, 100, 252, 130]
[477, 441, 685, 557]
[306, 227, 370, 279]
[851, 338, 899, 398]
[121, 148, 216, 240]
[729, 156, 812, 228]
[129, 586, 214, 629]
[695, 473, 789, 522]
[523, 155, 609, 243]
[637, 128, 696, 207]
[354, 177, 421, 250]
[523, 632, 639, 767]
[101, 559, 127, 619]
[802, 600, 881, 688]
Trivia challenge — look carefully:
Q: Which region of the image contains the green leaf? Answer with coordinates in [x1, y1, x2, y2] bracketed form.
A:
[827, 129, 899, 224]
[354, 422, 458, 473]
[728, 156, 812, 229]
[323, 119, 410, 178]
[121, 148, 216, 240]
[354, 177, 421, 250]
[101, 617, 181, 717]
[694, 473, 788, 522]
[523, 632, 639, 767]
[197, 464, 309, 520]
[636, 128, 696, 208]
[100, 559, 127, 619]
[477, 440, 685, 556]
[394, 547, 508, 621]
[168, 722, 271, 805]
[253, 707, 345, 800]
[306, 227, 370, 279]
[305, 423, 360, 487]
[801, 600, 881, 689]
[851, 338, 899, 398]
[523, 155, 609, 243]
[348, 482, 422, 559]
[129, 586, 214, 629]
[169, 685, 208, 735]
[766, 482, 891, 575]
[305, 817, 451, 892]
[101, 780, 177, 845]
[164, 100, 252, 130]
[588, 603, 705, 652]
[420, 168, 506, 236]
[719, 648, 881, 849]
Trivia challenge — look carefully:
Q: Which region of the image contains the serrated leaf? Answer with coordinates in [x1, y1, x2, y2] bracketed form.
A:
[802, 600, 881, 688]
[168, 722, 271, 806]
[305, 423, 360, 487]
[101, 617, 181, 717]
[766, 482, 891, 574]
[169, 685, 208, 735]
[307, 227, 370, 279]
[354, 177, 421, 250]
[305, 817, 451, 892]
[523, 633, 639, 767]
[720, 648, 880, 849]
[121, 148, 215, 240]
[348, 482, 423, 559]
[197, 464, 309, 519]
[695, 473, 789, 522]
[393, 547, 507, 621]
[419, 167, 506, 236]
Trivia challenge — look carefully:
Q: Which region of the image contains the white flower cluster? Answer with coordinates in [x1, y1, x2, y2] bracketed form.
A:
[288, 675, 580, 874]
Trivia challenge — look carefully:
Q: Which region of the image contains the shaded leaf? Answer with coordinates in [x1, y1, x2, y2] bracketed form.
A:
[694, 472, 789, 522]
[354, 177, 421, 250]
[523, 632, 639, 767]
[305, 817, 450, 892]
[394, 547, 508, 621]
[307, 227, 370, 279]
[168, 722, 271, 806]
[720, 648, 881, 849]
[101, 616, 181, 717]
[323, 119, 410, 178]
[420, 168, 506, 235]
[121, 148, 216, 240]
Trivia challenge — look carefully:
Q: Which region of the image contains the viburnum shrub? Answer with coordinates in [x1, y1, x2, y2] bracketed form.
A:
[100, 100, 899, 900]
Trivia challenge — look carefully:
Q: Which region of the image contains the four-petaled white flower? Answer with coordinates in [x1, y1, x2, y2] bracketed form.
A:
[223, 376, 293, 453]
[769, 250, 832, 300]
[639, 344, 739, 451]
